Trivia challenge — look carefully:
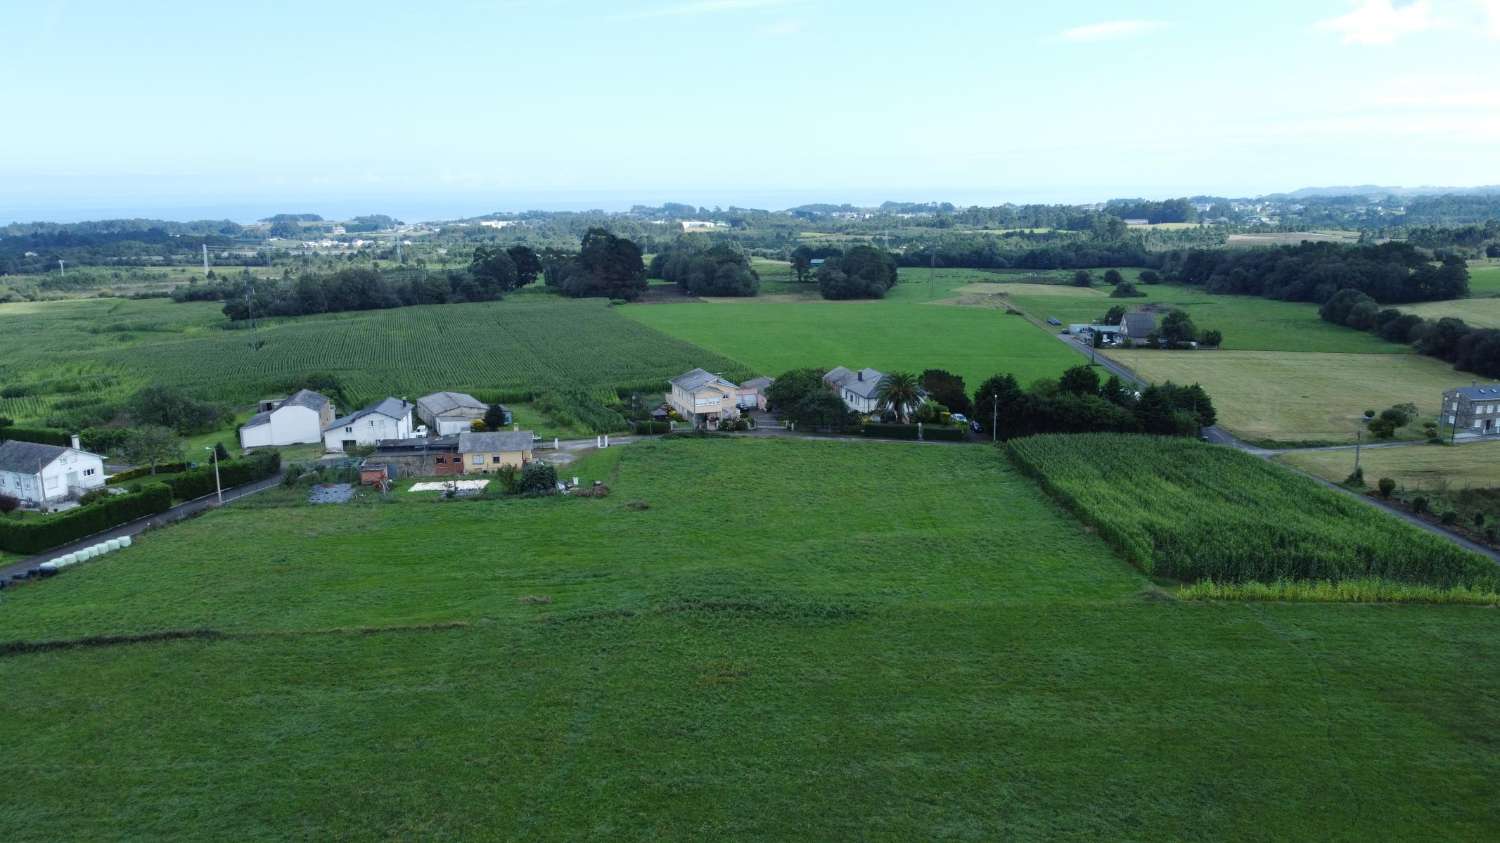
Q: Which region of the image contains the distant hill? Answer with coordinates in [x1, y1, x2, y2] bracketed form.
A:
[1271, 185, 1500, 200]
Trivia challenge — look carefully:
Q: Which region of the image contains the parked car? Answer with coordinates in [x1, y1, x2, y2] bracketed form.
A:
[951, 413, 968, 424]
[1046, 317, 1062, 326]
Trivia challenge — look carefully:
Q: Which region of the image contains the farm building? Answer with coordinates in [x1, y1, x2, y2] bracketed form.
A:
[417, 391, 501, 435]
[1120, 312, 1158, 341]
[458, 430, 536, 473]
[824, 366, 888, 414]
[0, 437, 106, 509]
[239, 389, 335, 449]
[1443, 384, 1500, 438]
[367, 436, 462, 477]
[322, 397, 414, 452]
[667, 368, 743, 430]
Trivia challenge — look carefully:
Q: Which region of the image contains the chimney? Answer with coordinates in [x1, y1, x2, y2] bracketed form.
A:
[857, 371, 864, 381]
[70, 434, 80, 450]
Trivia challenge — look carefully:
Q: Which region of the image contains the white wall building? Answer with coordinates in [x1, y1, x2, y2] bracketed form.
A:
[0, 438, 106, 508]
[239, 389, 335, 449]
[322, 398, 414, 452]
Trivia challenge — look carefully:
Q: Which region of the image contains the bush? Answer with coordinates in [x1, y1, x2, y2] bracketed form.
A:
[632, 420, 670, 435]
[1440, 511, 1459, 525]
[0, 493, 19, 514]
[1377, 477, 1396, 498]
[496, 464, 522, 495]
[1344, 466, 1364, 487]
[519, 462, 557, 495]
[107, 462, 191, 485]
[1411, 496, 1429, 514]
[0, 483, 172, 554]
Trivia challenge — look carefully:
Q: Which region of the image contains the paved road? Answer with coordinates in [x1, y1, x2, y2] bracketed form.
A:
[1, 473, 286, 582]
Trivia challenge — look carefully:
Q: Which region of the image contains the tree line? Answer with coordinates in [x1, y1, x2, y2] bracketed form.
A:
[1320, 291, 1500, 378]
[1156, 241, 1468, 304]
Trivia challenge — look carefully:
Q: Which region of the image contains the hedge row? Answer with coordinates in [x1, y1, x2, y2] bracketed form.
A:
[107, 462, 190, 485]
[0, 483, 172, 555]
[632, 420, 671, 435]
[0, 427, 71, 447]
[162, 451, 280, 500]
[861, 423, 968, 441]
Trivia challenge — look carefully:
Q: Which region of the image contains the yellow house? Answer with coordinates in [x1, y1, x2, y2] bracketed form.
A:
[667, 368, 741, 429]
[458, 430, 535, 473]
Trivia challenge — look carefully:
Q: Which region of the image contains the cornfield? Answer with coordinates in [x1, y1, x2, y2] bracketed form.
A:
[1007, 433, 1496, 589]
[0, 296, 752, 420]
[1179, 578, 1500, 606]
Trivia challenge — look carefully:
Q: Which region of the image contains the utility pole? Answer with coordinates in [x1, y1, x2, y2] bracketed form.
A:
[992, 394, 998, 444]
[58, 259, 65, 277]
[1354, 430, 1362, 475]
[204, 446, 223, 505]
[202, 243, 210, 277]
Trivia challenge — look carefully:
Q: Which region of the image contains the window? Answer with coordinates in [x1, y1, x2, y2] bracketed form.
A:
[471, 455, 483, 465]
[435, 456, 445, 464]
[345, 426, 353, 433]
[83, 468, 96, 477]
[492, 455, 502, 464]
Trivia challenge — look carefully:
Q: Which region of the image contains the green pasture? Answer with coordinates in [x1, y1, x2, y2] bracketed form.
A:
[1, 438, 1497, 839]
[624, 274, 1081, 389]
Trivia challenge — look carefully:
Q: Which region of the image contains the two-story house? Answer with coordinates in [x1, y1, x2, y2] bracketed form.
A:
[667, 368, 742, 430]
[1443, 384, 1500, 438]
[417, 391, 501, 435]
[239, 389, 335, 449]
[0, 437, 106, 509]
[322, 397, 414, 452]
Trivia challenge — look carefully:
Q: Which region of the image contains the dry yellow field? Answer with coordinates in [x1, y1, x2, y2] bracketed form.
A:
[1400, 297, 1500, 329]
[1277, 440, 1500, 489]
[1108, 350, 1461, 444]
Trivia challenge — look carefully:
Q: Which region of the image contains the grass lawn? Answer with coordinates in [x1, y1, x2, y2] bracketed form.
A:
[1108, 350, 1460, 445]
[1401, 296, 1500, 329]
[1276, 439, 1500, 489]
[1, 438, 1497, 839]
[975, 281, 1406, 354]
[623, 269, 1082, 389]
[1468, 262, 1500, 296]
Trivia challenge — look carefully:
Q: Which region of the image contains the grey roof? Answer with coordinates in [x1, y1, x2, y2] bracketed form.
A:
[1450, 384, 1500, 400]
[671, 368, 735, 391]
[0, 440, 95, 473]
[372, 435, 460, 454]
[244, 388, 330, 429]
[325, 397, 412, 431]
[1121, 313, 1157, 336]
[418, 391, 488, 417]
[459, 430, 535, 453]
[827, 366, 886, 399]
[283, 389, 330, 411]
[741, 376, 774, 390]
[823, 366, 854, 387]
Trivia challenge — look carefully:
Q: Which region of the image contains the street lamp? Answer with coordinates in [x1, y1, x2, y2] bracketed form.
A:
[992, 394, 998, 444]
[204, 446, 223, 504]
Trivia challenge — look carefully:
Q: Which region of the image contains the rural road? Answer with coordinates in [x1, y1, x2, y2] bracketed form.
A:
[0, 472, 287, 583]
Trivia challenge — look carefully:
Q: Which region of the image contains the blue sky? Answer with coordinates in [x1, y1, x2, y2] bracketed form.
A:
[3, 0, 1499, 221]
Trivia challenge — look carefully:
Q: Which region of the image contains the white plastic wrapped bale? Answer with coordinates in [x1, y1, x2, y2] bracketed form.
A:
[120, 535, 133, 548]
[106, 539, 122, 552]
[55, 553, 77, 568]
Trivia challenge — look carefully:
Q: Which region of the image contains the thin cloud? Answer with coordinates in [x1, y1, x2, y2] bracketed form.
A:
[1315, 0, 1440, 45]
[623, 0, 803, 19]
[1479, 0, 1500, 39]
[1058, 20, 1166, 42]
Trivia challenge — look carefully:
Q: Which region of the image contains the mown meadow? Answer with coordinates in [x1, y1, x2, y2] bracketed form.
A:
[2, 437, 1498, 839]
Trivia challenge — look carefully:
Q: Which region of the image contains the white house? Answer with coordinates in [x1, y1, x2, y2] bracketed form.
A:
[0, 437, 106, 508]
[239, 389, 335, 449]
[322, 397, 414, 452]
[823, 366, 887, 414]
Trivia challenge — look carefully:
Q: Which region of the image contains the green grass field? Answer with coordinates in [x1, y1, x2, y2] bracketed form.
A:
[979, 281, 1407, 354]
[1108, 350, 1459, 445]
[2, 438, 1498, 839]
[0, 293, 747, 425]
[624, 269, 1082, 389]
[1468, 262, 1500, 296]
[1277, 440, 1500, 489]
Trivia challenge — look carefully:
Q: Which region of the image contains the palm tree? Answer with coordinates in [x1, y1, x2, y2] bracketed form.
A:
[876, 372, 922, 423]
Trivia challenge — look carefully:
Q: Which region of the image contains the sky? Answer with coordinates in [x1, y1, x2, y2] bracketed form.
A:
[2, 0, 1499, 222]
